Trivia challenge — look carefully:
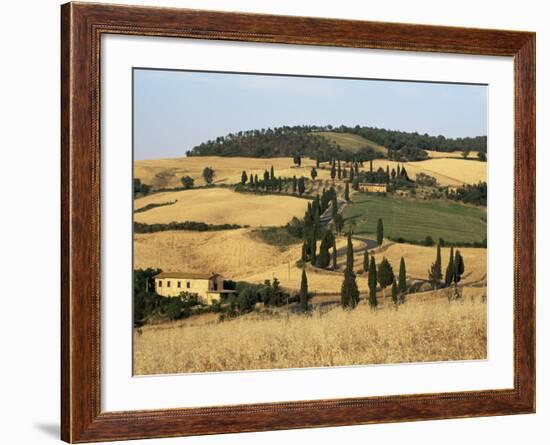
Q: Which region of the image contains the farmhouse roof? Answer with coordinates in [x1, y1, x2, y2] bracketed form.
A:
[154, 271, 221, 280]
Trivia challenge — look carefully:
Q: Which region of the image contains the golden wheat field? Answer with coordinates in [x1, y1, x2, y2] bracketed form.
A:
[134, 188, 310, 226]
[133, 299, 487, 375]
[424, 150, 480, 160]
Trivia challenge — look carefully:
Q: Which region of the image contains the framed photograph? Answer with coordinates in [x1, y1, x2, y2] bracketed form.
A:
[61, 2, 535, 442]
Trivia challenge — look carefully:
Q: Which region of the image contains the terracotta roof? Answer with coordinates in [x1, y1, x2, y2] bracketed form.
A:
[154, 272, 221, 280]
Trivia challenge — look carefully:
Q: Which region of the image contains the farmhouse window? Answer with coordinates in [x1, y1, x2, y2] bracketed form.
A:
[167, 281, 171, 287]
[177, 281, 181, 288]
[187, 282, 190, 288]
[158, 280, 162, 287]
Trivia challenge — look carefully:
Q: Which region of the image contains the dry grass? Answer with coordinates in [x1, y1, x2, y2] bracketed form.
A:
[134, 188, 309, 226]
[133, 298, 487, 375]
[134, 156, 331, 189]
[425, 150, 480, 160]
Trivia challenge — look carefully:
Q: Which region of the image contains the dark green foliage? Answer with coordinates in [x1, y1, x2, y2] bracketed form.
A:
[317, 230, 334, 268]
[134, 221, 242, 233]
[164, 298, 184, 321]
[310, 167, 318, 180]
[363, 249, 369, 273]
[270, 165, 275, 180]
[445, 247, 455, 287]
[376, 218, 384, 246]
[332, 245, 337, 270]
[292, 176, 297, 193]
[377, 257, 394, 297]
[333, 213, 344, 235]
[331, 193, 338, 219]
[346, 232, 354, 271]
[134, 201, 175, 214]
[337, 160, 342, 179]
[447, 182, 487, 206]
[298, 177, 306, 196]
[477, 151, 487, 162]
[391, 280, 399, 305]
[202, 167, 215, 184]
[300, 269, 309, 312]
[398, 257, 407, 295]
[241, 170, 248, 185]
[293, 154, 302, 167]
[341, 233, 359, 309]
[368, 257, 378, 308]
[330, 162, 336, 180]
[180, 175, 195, 189]
[428, 241, 443, 289]
[454, 250, 465, 284]
[344, 182, 350, 202]
[349, 167, 355, 182]
[133, 178, 150, 197]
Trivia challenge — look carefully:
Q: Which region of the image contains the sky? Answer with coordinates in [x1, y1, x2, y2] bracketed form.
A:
[133, 69, 487, 160]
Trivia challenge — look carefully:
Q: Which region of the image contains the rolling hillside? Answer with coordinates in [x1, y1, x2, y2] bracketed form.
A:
[314, 131, 387, 154]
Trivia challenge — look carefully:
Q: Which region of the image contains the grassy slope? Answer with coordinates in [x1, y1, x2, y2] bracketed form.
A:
[314, 131, 387, 154]
[344, 193, 486, 244]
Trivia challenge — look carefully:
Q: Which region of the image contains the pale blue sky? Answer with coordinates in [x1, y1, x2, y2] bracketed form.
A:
[133, 69, 487, 160]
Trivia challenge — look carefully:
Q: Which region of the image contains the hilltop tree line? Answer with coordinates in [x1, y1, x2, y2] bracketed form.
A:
[186, 124, 487, 160]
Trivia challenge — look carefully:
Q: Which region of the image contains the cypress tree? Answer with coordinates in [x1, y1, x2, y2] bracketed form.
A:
[310, 233, 317, 264]
[337, 160, 342, 179]
[300, 269, 309, 313]
[278, 177, 282, 192]
[454, 250, 465, 284]
[254, 174, 258, 188]
[369, 159, 373, 173]
[350, 167, 355, 182]
[363, 249, 369, 273]
[377, 257, 394, 298]
[292, 176, 297, 194]
[376, 218, 384, 246]
[346, 232, 354, 271]
[330, 163, 336, 180]
[316, 157, 320, 168]
[397, 164, 401, 177]
[391, 168, 396, 181]
[270, 165, 275, 181]
[310, 167, 318, 180]
[249, 173, 254, 186]
[386, 165, 390, 184]
[429, 241, 442, 289]
[332, 245, 337, 270]
[317, 233, 331, 268]
[445, 247, 455, 287]
[301, 241, 308, 262]
[401, 166, 409, 180]
[298, 177, 305, 196]
[368, 257, 378, 308]
[341, 232, 359, 309]
[344, 182, 350, 202]
[331, 193, 338, 219]
[398, 257, 407, 296]
[241, 171, 248, 185]
[391, 279, 399, 305]
[343, 166, 347, 179]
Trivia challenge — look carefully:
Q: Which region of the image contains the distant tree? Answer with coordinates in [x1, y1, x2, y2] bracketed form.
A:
[377, 257, 394, 298]
[249, 173, 254, 186]
[344, 182, 350, 202]
[400, 166, 409, 180]
[369, 159, 373, 173]
[332, 245, 338, 270]
[368, 257, 378, 308]
[270, 165, 275, 181]
[349, 167, 355, 182]
[330, 163, 336, 180]
[240, 171, 248, 185]
[477, 151, 487, 162]
[310, 233, 317, 264]
[331, 193, 339, 219]
[133, 178, 150, 197]
[316, 157, 320, 168]
[428, 241, 442, 289]
[316, 232, 332, 268]
[292, 175, 297, 193]
[376, 218, 384, 246]
[254, 174, 259, 188]
[298, 177, 306, 196]
[278, 177, 283, 192]
[462, 149, 470, 159]
[300, 269, 309, 313]
[337, 160, 342, 179]
[334, 213, 344, 235]
[391, 168, 396, 181]
[386, 165, 390, 184]
[263, 169, 270, 184]
[180, 175, 194, 189]
[398, 256, 407, 300]
[363, 249, 369, 273]
[345, 232, 354, 271]
[445, 247, 455, 287]
[341, 233, 359, 309]
[310, 167, 318, 180]
[293, 154, 302, 167]
[202, 167, 215, 184]
[301, 241, 308, 262]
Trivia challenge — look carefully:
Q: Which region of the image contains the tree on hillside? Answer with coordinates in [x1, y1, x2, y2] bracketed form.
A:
[240, 171, 248, 185]
[428, 241, 442, 289]
[377, 257, 394, 298]
[462, 149, 470, 159]
[400, 166, 409, 180]
[391, 168, 396, 181]
[202, 167, 215, 184]
[310, 233, 317, 264]
[363, 249, 369, 273]
[386, 165, 390, 184]
[391, 279, 399, 305]
[292, 176, 297, 194]
[337, 160, 342, 179]
[454, 250, 465, 284]
[249, 173, 254, 186]
[270, 165, 275, 181]
[293, 154, 302, 167]
[278, 177, 283, 192]
[300, 269, 309, 313]
[478, 151, 487, 162]
[330, 162, 336, 180]
[334, 213, 344, 235]
[254, 174, 259, 188]
[340, 233, 359, 309]
[298, 177, 305, 196]
[332, 245, 338, 270]
[316, 157, 320, 168]
[263, 169, 270, 184]
[369, 159, 373, 173]
[301, 241, 308, 262]
[398, 256, 407, 301]
[368, 256, 378, 308]
[331, 193, 339, 219]
[310, 167, 318, 180]
[344, 182, 350, 202]
[376, 218, 384, 246]
[445, 247, 455, 287]
[349, 167, 355, 182]
[180, 175, 194, 189]
[317, 231, 332, 269]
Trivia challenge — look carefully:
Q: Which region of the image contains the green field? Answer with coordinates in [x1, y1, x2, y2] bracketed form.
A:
[314, 132, 387, 154]
[343, 193, 486, 244]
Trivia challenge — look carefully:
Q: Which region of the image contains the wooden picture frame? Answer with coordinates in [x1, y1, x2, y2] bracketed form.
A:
[61, 2, 536, 442]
